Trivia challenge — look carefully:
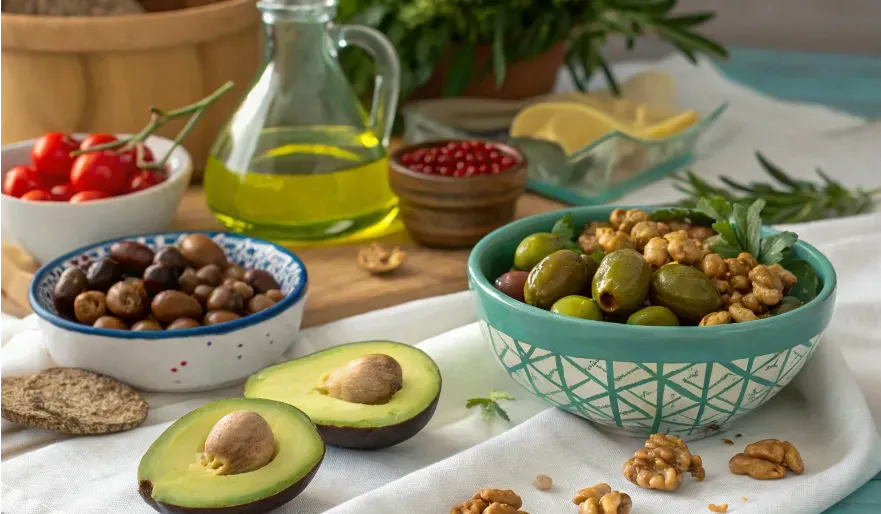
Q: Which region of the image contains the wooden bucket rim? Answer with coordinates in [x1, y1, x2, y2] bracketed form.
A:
[1, 0, 260, 53]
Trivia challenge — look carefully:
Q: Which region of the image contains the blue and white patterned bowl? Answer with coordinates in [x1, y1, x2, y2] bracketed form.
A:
[468, 206, 837, 441]
[29, 232, 308, 393]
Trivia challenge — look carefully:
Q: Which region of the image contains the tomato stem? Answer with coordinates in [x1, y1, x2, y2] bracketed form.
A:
[70, 81, 235, 170]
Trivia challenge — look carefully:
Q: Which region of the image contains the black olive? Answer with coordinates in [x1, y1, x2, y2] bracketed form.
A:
[109, 241, 154, 276]
[153, 246, 187, 274]
[143, 264, 180, 297]
[53, 267, 89, 318]
[85, 258, 121, 291]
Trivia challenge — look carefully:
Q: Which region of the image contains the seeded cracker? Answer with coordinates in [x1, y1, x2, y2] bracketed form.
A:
[1, 368, 148, 435]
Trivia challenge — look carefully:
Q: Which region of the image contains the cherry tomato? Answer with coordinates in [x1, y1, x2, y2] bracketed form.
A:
[127, 170, 167, 193]
[70, 151, 128, 194]
[20, 189, 52, 202]
[79, 133, 117, 150]
[118, 143, 155, 174]
[3, 165, 43, 197]
[49, 183, 76, 202]
[31, 132, 79, 178]
[69, 190, 111, 203]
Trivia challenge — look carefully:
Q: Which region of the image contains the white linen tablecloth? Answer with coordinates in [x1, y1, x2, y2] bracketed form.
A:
[3, 212, 881, 514]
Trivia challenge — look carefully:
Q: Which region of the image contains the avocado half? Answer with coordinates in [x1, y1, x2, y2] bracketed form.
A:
[244, 340, 442, 450]
[138, 398, 324, 514]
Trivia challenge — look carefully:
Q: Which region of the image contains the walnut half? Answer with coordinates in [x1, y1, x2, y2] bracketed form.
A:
[730, 439, 805, 480]
[450, 489, 529, 514]
[357, 242, 407, 274]
[623, 433, 705, 492]
[573, 483, 632, 514]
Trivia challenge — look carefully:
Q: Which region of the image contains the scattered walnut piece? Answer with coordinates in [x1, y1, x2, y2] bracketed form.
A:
[451, 488, 528, 514]
[700, 311, 731, 326]
[723, 439, 734, 446]
[573, 483, 632, 514]
[708, 503, 729, 513]
[623, 433, 704, 492]
[745, 439, 805, 474]
[533, 474, 552, 490]
[357, 242, 407, 274]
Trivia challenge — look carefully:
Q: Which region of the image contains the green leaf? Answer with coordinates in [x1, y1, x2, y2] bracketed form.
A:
[783, 259, 821, 303]
[711, 221, 739, 248]
[443, 43, 476, 97]
[465, 398, 491, 409]
[598, 55, 621, 96]
[745, 198, 766, 257]
[654, 25, 729, 58]
[490, 391, 516, 402]
[758, 231, 798, 265]
[492, 13, 506, 89]
[756, 152, 802, 190]
[664, 12, 716, 26]
[649, 207, 714, 225]
[562, 240, 584, 255]
[695, 196, 729, 221]
[706, 236, 740, 259]
[591, 250, 605, 264]
[493, 403, 511, 422]
[551, 214, 576, 242]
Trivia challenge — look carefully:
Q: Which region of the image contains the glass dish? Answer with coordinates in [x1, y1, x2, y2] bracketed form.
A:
[402, 103, 727, 204]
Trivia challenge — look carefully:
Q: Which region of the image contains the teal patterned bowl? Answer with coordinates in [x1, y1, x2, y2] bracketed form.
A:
[467, 206, 837, 440]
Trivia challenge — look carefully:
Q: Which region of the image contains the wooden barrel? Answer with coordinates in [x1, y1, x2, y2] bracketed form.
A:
[0, 0, 262, 180]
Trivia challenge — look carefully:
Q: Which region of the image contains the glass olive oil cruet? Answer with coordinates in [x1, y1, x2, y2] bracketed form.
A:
[205, 0, 401, 243]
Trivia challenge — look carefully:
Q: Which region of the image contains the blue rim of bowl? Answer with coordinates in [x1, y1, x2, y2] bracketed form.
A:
[467, 205, 837, 336]
[29, 231, 308, 339]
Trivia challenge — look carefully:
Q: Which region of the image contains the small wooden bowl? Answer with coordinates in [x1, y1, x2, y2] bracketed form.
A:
[389, 140, 527, 248]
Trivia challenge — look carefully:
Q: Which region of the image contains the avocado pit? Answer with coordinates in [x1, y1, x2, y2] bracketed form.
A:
[319, 354, 404, 405]
[201, 410, 275, 475]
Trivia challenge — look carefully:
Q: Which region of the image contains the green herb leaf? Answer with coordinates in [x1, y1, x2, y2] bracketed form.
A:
[758, 231, 798, 265]
[444, 43, 476, 97]
[782, 259, 821, 303]
[562, 240, 584, 255]
[551, 214, 576, 242]
[648, 207, 714, 225]
[706, 235, 741, 258]
[743, 199, 765, 257]
[492, 13, 506, 88]
[711, 221, 739, 247]
[591, 250, 605, 264]
[467, 391, 515, 423]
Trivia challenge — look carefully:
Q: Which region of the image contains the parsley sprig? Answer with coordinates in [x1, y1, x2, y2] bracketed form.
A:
[551, 214, 584, 255]
[466, 390, 516, 422]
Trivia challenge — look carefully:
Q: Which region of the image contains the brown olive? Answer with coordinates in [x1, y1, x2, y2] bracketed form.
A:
[151, 290, 203, 324]
[153, 246, 187, 272]
[85, 258, 121, 291]
[204, 310, 241, 325]
[196, 264, 223, 287]
[192, 284, 215, 307]
[132, 320, 163, 331]
[167, 317, 201, 330]
[93, 316, 128, 330]
[494, 271, 529, 302]
[178, 268, 200, 294]
[248, 294, 276, 314]
[180, 234, 228, 269]
[106, 281, 146, 321]
[225, 265, 246, 281]
[222, 277, 237, 288]
[73, 291, 107, 324]
[109, 241, 154, 276]
[265, 289, 285, 302]
[244, 269, 280, 293]
[53, 267, 89, 318]
[123, 277, 148, 300]
[231, 281, 254, 301]
[206, 286, 244, 313]
[143, 264, 180, 297]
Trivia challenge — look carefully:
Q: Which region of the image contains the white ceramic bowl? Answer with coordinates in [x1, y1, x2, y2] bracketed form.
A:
[1, 134, 192, 264]
[29, 232, 308, 393]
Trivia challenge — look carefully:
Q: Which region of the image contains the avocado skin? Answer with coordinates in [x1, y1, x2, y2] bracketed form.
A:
[318, 393, 441, 450]
[138, 450, 324, 514]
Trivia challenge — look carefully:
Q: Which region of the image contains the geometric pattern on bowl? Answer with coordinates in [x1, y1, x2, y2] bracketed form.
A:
[481, 320, 822, 440]
[34, 232, 305, 316]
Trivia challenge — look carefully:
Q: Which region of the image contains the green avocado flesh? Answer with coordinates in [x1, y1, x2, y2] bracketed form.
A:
[137, 398, 323, 509]
[244, 341, 441, 429]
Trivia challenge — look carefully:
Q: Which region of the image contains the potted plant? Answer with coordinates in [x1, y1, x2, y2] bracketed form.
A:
[337, 0, 726, 101]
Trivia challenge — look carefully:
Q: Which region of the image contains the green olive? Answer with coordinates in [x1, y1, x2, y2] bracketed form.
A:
[591, 249, 652, 315]
[650, 263, 724, 322]
[513, 233, 565, 271]
[524, 250, 589, 309]
[771, 296, 805, 316]
[550, 295, 602, 321]
[627, 306, 680, 326]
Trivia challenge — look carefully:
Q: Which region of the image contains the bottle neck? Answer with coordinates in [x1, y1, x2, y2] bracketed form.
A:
[261, 10, 338, 92]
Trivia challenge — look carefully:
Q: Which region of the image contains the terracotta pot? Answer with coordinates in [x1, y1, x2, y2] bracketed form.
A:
[0, 0, 262, 181]
[410, 42, 566, 101]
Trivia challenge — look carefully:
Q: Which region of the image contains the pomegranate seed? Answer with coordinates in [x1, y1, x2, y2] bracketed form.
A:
[488, 151, 501, 160]
[490, 163, 501, 173]
[452, 151, 464, 159]
[438, 166, 451, 175]
[455, 161, 465, 170]
[423, 166, 434, 174]
[477, 164, 489, 174]
[436, 155, 449, 164]
[464, 154, 475, 163]
[423, 155, 434, 164]
[501, 157, 515, 167]
[482, 143, 495, 151]
[411, 164, 424, 172]
[401, 154, 415, 165]
[465, 165, 477, 175]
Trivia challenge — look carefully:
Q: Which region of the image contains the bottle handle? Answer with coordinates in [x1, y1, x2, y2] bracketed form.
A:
[331, 24, 401, 147]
